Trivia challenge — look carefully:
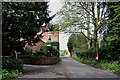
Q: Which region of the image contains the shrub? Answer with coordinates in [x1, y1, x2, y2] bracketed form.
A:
[44, 46, 59, 57]
[99, 41, 120, 61]
[74, 48, 96, 59]
[67, 34, 88, 51]
[74, 41, 120, 61]
[23, 48, 33, 56]
[45, 42, 59, 50]
[2, 58, 23, 72]
[23, 45, 59, 57]
[63, 50, 68, 55]
[60, 50, 68, 56]
[99, 45, 111, 60]
[2, 69, 22, 80]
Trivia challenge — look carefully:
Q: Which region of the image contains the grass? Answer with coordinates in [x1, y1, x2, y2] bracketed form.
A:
[72, 57, 120, 76]
[2, 69, 22, 80]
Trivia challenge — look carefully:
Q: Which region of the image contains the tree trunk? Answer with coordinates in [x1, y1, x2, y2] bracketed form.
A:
[87, 12, 90, 49]
[94, 18, 99, 61]
[91, 2, 99, 61]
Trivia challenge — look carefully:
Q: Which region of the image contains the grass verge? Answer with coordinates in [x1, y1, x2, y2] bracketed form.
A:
[71, 57, 120, 76]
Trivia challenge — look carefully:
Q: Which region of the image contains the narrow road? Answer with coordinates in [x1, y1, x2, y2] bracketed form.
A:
[17, 56, 119, 80]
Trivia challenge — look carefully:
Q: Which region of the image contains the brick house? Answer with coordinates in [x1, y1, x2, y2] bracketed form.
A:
[27, 31, 59, 52]
[26, 14, 57, 52]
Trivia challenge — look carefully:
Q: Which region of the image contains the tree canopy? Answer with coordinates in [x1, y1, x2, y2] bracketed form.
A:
[2, 2, 49, 56]
[60, 1, 120, 61]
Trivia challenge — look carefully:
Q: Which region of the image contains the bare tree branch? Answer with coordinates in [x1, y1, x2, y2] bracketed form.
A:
[81, 31, 91, 40]
[80, 2, 93, 16]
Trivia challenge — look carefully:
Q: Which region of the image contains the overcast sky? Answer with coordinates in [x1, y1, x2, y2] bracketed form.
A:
[48, 0, 70, 51]
[48, 0, 63, 16]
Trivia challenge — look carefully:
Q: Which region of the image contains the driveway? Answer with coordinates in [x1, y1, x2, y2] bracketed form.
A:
[17, 56, 119, 80]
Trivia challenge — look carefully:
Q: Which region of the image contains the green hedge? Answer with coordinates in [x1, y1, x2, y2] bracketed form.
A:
[74, 46, 120, 61]
[45, 42, 59, 50]
[23, 45, 59, 57]
[99, 42, 120, 61]
[74, 48, 96, 59]
[2, 58, 23, 72]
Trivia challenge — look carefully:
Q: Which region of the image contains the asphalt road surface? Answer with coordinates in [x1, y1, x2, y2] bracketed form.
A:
[17, 56, 119, 80]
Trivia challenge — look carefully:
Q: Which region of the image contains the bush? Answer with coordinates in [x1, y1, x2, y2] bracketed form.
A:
[44, 46, 59, 57]
[99, 45, 111, 60]
[45, 42, 59, 50]
[74, 41, 120, 61]
[74, 48, 96, 59]
[60, 50, 68, 56]
[2, 58, 23, 72]
[24, 48, 33, 56]
[99, 40, 120, 61]
[23, 45, 59, 57]
[2, 69, 22, 80]
[35, 45, 59, 57]
[67, 33, 88, 53]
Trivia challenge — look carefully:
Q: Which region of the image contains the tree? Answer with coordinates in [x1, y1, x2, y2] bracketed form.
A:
[80, 2, 109, 61]
[58, 1, 91, 49]
[67, 33, 88, 56]
[2, 2, 49, 56]
[102, 2, 120, 61]
[59, 1, 109, 61]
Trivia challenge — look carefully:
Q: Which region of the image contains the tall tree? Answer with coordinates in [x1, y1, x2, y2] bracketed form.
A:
[2, 2, 49, 56]
[79, 2, 109, 60]
[58, 1, 91, 48]
[102, 2, 120, 61]
[59, 1, 109, 60]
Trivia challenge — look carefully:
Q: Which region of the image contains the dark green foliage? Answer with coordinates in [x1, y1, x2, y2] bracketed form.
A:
[67, 33, 88, 53]
[48, 24, 59, 31]
[2, 69, 22, 80]
[99, 40, 120, 61]
[23, 45, 59, 57]
[67, 41, 73, 53]
[74, 45, 119, 61]
[2, 2, 49, 56]
[2, 58, 23, 72]
[100, 2, 120, 61]
[74, 48, 96, 59]
[23, 48, 33, 56]
[42, 46, 59, 57]
[45, 42, 59, 50]
[99, 44, 110, 60]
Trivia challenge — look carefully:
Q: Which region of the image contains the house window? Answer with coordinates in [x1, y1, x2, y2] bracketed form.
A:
[48, 35, 51, 41]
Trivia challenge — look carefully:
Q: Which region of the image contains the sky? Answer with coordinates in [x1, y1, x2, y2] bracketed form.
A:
[48, 0, 63, 16]
[48, 0, 70, 51]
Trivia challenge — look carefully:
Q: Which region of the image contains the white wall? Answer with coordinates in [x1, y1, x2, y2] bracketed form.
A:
[59, 32, 70, 51]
